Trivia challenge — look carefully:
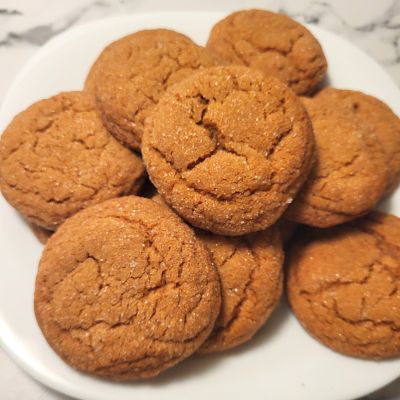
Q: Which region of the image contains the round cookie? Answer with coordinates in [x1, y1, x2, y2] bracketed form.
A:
[207, 9, 327, 95]
[0, 91, 146, 230]
[34, 196, 221, 380]
[142, 66, 315, 236]
[86, 29, 223, 150]
[315, 87, 400, 193]
[198, 228, 283, 353]
[286, 94, 388, 228]
[287, 212, 400, 359]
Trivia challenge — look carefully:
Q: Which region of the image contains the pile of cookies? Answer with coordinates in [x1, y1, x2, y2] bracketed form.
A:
[1, 9, 400, 380]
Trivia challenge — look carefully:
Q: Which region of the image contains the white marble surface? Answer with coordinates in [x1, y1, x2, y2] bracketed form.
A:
[0, 0, 399, 399]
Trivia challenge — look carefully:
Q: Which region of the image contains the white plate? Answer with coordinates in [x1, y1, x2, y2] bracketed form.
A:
[1, 12, 400, 400]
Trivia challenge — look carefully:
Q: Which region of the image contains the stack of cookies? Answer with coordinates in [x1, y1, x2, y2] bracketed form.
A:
[1, 9, 400, 380]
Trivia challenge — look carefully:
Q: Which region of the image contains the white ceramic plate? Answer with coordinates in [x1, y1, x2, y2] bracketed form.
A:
[1, 12, 400, 400]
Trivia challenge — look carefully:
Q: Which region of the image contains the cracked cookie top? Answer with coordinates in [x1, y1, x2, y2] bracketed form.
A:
[85, 29, 223, 150]
[287, 212, 400, 359]
[142, 66, 314, 236]
[198, 227, 283, 353]
[315, 88, 400, 194]
[286, 94, 388, 228]
[34, 196, 221, 380]
[206, 9, 327, 95]
[0, 92, 146, 230]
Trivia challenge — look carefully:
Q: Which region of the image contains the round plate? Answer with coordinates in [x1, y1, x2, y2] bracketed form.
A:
[1, 12, 400, 400]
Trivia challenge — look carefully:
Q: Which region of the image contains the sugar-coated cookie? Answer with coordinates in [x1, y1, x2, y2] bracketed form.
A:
[287, 94, 388, 227]
[142, 66, 314, 235]
[287, 212, 400, 359]
[315, 88, 400, 193]
[85, 29, 223, 150]
[0, 92, 145, 230]
[34, 196, 221, 380]
[207, 10, 327, 94]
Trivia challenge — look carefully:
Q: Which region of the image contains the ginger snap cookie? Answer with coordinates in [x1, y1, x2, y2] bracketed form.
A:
[198, 228, 283, 353]
[34, 196, 221, 380]
[85, 29, 223, 150]
[207, 9, 327, 95]
[286, 94, 388, 228]
[315, 87, 400, 193]
[287, 212, 400, 359]
[142, 66, 315, 236]
[151, 193, 283, 352]
[0, 91, 146, 230]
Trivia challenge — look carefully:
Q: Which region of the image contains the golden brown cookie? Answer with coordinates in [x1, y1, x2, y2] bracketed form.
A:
[29, 222, 52, 244]
[86, 29, 223, 150]
[287, 212, 400, 359]
[286, 94, 388, 228]
[315, 88, 400, 193]
[198, 228, 283, 353]
[0, 91, 146, 230]
[207, 9, 327, 95]
[34, 196, 221, 380]
[151, 193, 283, 352]
[142, 66, 315, 236]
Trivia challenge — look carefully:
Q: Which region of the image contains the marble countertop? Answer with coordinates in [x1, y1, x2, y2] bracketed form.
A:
[0, 0, 399, 399]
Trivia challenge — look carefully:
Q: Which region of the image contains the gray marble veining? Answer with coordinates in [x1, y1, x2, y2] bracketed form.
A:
[0, 0, 399, 105]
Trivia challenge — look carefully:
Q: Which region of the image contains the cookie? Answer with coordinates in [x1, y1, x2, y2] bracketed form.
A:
[315, 88, 400, 193]
[0, 91, 146, 230]
[286, 94, 388, 228]
[85, 29, 223, 150]
[207, 9, 327, 95]
[152, 193, 283, 352]
[198, 228, 283, 353]
[29, 222, 52, 244]
[34, 196, 221, 380]
[287, 212, 400, 359]
[142, 66, 315, 236]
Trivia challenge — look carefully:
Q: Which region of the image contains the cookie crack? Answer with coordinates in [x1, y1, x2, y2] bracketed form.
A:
[224, 17, 308, 73]
[331, 298, 400, 332]
[1, 115, 130, 210]
[210, 240, 257, 339]
[316, 153, 361, 180]
[48, 215, 212, 343]
[185, 146, 219, 171]
[297, 233, 400, 334]
[298, 258, 376, 297]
